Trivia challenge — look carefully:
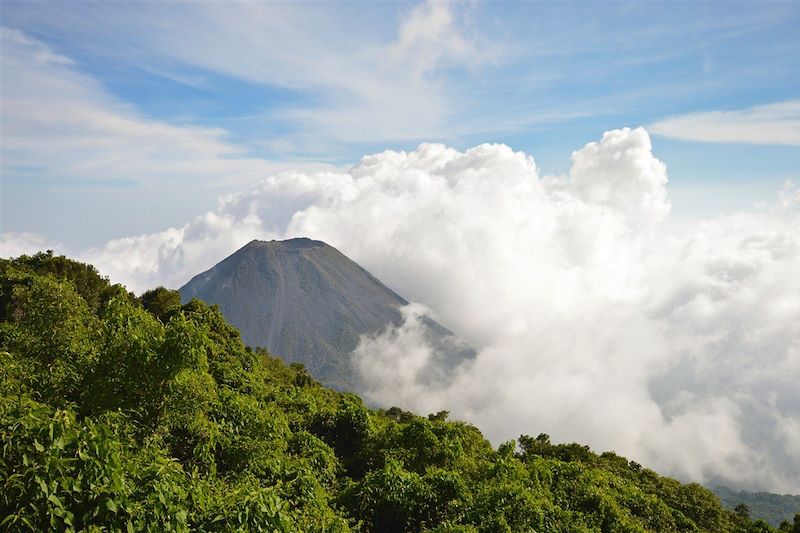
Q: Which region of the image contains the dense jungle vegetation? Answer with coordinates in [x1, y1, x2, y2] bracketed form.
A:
[2, 252, 799, 532]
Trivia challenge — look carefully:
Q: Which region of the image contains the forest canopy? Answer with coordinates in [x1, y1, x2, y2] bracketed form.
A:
[1, 252, 797, 532]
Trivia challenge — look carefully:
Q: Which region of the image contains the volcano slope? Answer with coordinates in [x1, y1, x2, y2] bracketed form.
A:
[180, 238, 472, 389]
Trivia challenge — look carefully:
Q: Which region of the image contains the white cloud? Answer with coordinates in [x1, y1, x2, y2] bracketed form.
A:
[5, 1, 798, 160]
[81, 206, 271, 293]
[48, 128, 800, 493]
[9, 1, 487, 149]
[0, 27, 325, 190]
[0, 233, 63, 259]
[649, 100, 800, 146]
[0, 26, 338, 245]
[390, 1, 479, 79]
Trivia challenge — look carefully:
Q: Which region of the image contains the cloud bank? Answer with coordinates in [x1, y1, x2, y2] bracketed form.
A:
[6, 128, 798, 493]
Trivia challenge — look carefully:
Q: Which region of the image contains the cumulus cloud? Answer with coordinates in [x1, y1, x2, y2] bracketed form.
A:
[70, 128, 800, 493]
[0, 233, 63, 259]
[649, 100, 800, 146]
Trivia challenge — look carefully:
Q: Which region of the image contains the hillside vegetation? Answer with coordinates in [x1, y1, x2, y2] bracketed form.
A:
[1, 252, 799, 532]
[713, 486, 800, 528]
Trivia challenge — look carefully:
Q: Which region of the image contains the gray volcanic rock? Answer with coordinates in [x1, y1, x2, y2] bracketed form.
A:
[179, 238, 472, 390]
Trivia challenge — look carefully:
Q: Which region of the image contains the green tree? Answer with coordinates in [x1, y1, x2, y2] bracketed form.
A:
[139, 286, 182, 322]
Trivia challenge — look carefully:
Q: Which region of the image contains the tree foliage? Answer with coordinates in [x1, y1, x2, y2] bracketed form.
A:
[0, 254, 786, 532]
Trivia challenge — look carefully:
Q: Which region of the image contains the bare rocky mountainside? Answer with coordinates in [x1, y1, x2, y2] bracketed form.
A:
[179, 238, 473, 390]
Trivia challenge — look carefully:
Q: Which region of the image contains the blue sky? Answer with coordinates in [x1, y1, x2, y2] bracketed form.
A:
[1, 0, 799, 249]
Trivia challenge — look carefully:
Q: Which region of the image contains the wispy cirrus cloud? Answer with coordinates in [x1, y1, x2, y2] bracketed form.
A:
[0, 26, 292, 189]
[3, 0, 798, 163]
[0, 26, 335, 244]
[1, 1, 491, 152]
[649, 100, 800, 146]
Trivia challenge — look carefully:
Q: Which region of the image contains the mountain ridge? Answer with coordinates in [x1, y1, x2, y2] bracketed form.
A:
[713, 485, 800, 527]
